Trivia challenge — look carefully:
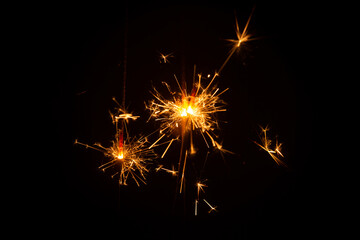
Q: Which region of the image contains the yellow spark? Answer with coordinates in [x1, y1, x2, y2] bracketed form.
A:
[159, 52, 173, 64]
[195, 199, 198, 216]
[179, 150, 188, 193]
[110, 98, 139, 124]
[155, 164, 163, 172]
[196, 180, 207, 199]
[228, 9, 254, 49]
[156, 164, 178, 176]
[254, 125, 287, 167]
[149, 133, 165, 149]
[203, 199, 217, 213]
[115, 113, 139, 122]
[275, 138, 284, 158]
[161, 138, 176, 158]
[219, 10, 255, 74]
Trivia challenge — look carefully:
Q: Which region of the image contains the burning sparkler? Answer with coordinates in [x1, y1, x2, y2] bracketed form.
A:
[75, 105, 156, 186]
[145, 11, 255, 216]
[146, 71, 229, 200]
[254, 125, 287, 167]
[146, 72, 228, 152]
[147, 10, 255, 152]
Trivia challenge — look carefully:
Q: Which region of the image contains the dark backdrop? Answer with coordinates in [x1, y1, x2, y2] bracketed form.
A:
[46, 1, 317, 239]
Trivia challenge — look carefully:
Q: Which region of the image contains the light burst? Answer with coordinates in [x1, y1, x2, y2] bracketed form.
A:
[146, 72, 228, 153]
[75, 105, 156, 186]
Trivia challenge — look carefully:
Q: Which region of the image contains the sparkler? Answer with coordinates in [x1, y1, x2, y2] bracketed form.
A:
[254, 125, 287, 167]
[145, 11, 255, 215]
[75, 104, 156, 186]
[147, 11, 255, 152]
[146, 72, 228, 152]
[146, 71, 229, 205]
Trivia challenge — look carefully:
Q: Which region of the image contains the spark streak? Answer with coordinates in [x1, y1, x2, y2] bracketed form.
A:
[203, 199, 217, 213]
[254, 125, 287, 167]
[156, 165, 178, 176]
[196, 180, 207, 200]
[159, 52, 173, 64]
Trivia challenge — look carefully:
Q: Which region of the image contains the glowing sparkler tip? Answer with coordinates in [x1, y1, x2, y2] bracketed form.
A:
[187, 105, 194, 115]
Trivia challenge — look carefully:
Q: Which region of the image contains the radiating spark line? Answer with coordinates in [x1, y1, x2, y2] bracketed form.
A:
[195, 199, 198, 216]
[161, 138, 176, 158]
[203, 199, 217, 213]
[179, 150, 188, 193]
[254, 125, 287, 167]
[149, 133, 166, 149]
[214, 140, 234, 155]
[156, 164, 178, 176]
[196, 180, 207, 200]
[159, 52, 173, 64]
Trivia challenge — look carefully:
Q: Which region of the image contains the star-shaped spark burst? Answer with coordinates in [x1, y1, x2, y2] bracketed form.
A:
[146, 72, 228, 157]
[75, 105, 156, 186]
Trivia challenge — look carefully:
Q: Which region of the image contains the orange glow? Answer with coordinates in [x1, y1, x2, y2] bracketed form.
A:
[117, 152, 124, 160]
[180, 99, 195, 117]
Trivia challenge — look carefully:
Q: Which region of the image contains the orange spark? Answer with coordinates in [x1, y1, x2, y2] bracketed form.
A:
[159, 52, 173, 64]
[254, 125, 287, 167]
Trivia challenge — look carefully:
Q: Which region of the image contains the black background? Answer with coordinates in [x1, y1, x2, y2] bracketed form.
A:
[45, 1, 318, 239]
